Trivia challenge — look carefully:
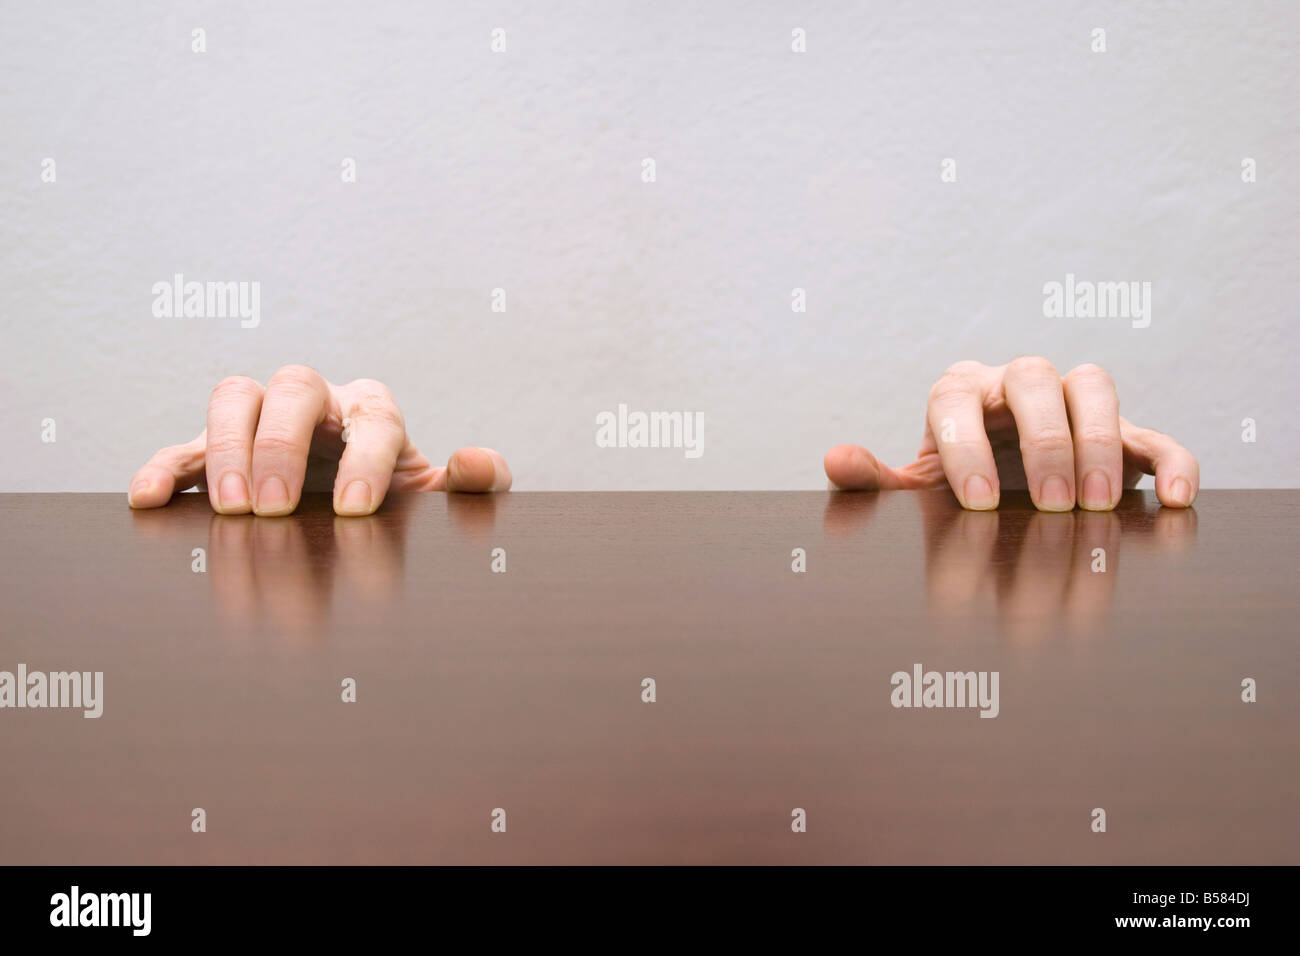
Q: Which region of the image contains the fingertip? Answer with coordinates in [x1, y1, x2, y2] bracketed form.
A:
[480, 447, 512, 491]
[252, 476, 296, 517]
[1159, 475, 1197, 508]
[127, 478, 153, 509]
[1032, 475, 1075, 513]
[824, 444, 881, 491]
[210, 472, 253, 515]
[960, 474, 1000, 511]
[334, 478, 377, 517]
[446, 446, 497, 493]
[1078, 470, 1118, 512]
[127, 471, 172, 509]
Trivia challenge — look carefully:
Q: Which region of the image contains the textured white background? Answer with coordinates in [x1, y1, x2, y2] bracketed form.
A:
[2, 0, 1296, 491]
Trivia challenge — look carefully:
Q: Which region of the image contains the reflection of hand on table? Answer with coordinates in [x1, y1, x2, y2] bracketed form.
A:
[824, 489, 1197, 641]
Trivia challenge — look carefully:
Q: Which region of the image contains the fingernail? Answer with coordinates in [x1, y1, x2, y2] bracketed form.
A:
[962, 475, 997, 510]
[337, 479, 373, 515]
[217, 472, 249, 512]
[1038, 475, 1073, 511]
[1169, 477, 1192, 507]
[1080, 471, 1112, 510]
[255, 476, 291, 515]
[128, 479, 152, 507]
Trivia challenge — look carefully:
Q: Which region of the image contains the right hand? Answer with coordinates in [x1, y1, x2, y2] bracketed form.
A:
[127, 364, 512, 516]
[824, 357, 1199, 511]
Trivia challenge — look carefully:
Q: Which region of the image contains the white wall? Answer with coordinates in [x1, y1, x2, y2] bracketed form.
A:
[2, 0, 1296, 491]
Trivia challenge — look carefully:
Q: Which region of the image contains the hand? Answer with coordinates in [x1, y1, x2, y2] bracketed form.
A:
[128, 365, 512, 516]
[824, 357, 1198, 511]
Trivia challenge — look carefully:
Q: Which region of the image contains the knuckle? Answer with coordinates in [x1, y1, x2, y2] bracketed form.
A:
[1065, 363, 1114, 389]
[1020, 428, 1074, 456]
[944, 360, 984, 378]
[351, 400, 405, 433]
[1074, 424, 1122, 452]
[928, 373, 976, 405]
[347, 381, 404, 426]
[204, 433, 248, 458]
[156, 441, 201, 470]
[210, 375, 262, 402]
[268, 363, 324, 393]
[346, 378, 393, 400]
[251, 431, 302, 459]
[1123, 426, 1158, 455]
[1007, 355, 1059, 381]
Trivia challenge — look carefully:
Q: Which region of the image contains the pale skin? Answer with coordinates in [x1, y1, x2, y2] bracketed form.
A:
[130, 357, 1197, 516]
[128, 364, 512, 516]
[824, 357, 1199, 511]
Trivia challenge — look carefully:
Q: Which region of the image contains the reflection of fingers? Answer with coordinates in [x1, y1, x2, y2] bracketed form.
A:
[926, 508, 1000, 612]
[439, 447, 513, 492]
[445, 493, 502, 534]
[334, 380, 407, 516]
[1003, 357, 1076, 512]
[208, 514, 258, 623]
[926, 367, 999, 510]
[1000, 512, 1074, 641]
[128, 431, 207, 508]
[333, 515, 406, 599]
[251, 365, 331, 516]
[1152, 503, 1198, 550]
[247, 516, 328, 636]
[822, 489, 882, 534]
[205, 376, 264, 515]
[1063, 510, 1120, 635]
[1120, 418, 1199, 508]
[207, 513, 329, 637]
[823, 445, 936, 491]
[1062, 364, 1122, 512]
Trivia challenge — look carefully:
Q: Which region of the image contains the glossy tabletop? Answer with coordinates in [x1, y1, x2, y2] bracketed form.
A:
[0, 490, 1296, 864]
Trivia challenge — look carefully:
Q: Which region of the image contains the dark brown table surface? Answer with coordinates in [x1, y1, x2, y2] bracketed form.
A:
[1, 490, 1296, 864]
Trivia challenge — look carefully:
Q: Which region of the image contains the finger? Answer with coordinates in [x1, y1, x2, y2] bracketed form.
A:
[823, 445, 941, 491]
[250, 365, 332, 516]
[333, 380, 408, 516]
[437, 447, 513, 493]
[925, 363, 1001, 509]
[1002, 356, 1076, 512]
[1062, 364, 1122, 511]
[204, 376, 264, 515]
[1119, 418, 1199, 507]
[128, 431, 207, 508]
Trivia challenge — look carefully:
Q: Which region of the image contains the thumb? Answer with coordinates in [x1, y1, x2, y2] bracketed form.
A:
[824, 444, 944, 491]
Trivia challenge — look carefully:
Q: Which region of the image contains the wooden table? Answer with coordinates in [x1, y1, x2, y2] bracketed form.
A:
[1, 490, 1295, 864]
